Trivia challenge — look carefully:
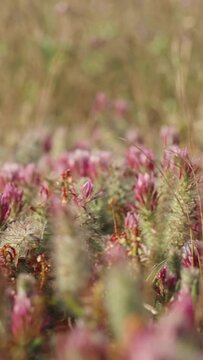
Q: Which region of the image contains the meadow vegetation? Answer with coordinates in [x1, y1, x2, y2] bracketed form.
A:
[0, 1, 203, 359]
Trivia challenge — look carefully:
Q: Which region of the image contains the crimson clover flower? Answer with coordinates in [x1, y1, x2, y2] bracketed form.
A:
[81, 178, 94, 202]
[125, 211, 139, 234]
[126, 146, 155, 172]
[134, 173, 157, 210]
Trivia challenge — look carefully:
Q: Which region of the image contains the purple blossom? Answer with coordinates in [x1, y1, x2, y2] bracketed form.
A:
[5, 183, 23, 204]
[125, 212, 139, 232]
[0, 163, 41, 186]
[39, 183, 50, 202]
[134, 173, 157, 210]
[182, 240, 203, 268]
[160, 126, 179, 146]
[0, 183, 23, 224]
[126, 146, 155, 172]
[0, 194, 10, 224]
[157, 266, 177, 291]
[73, 149, 90, 177]
[54, 149, 110, 179]
[81, 178, 94, 201]
[0, 163, 22, 183]
[11, 293, 32, 339]
[3, 183, 23, 204]
[162, 145, 192, 177]
[19, 163, 39, 184]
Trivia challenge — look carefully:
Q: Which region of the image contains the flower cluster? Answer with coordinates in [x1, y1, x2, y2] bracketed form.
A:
[54, 149, 111, 178]
[0, 125, 202, 359]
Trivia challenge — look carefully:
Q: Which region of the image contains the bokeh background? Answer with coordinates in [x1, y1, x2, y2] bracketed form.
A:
[1, 0, 203, 149]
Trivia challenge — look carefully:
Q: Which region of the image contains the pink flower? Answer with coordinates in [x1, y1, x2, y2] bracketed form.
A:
[39, 183, 50, 202]
[93, 151, 111, 172]
[160, 126, 179, 146]
[11, 293, 32, 338]
[162, 145, 192, 177]
[56, 328, 107, 360]
[125, 212, 139, 232]
[126, 129, 143, 145]
[0, 163, 22, 182]
[126, 146, 155, 172]
[157, 266, 177, 291]
[38, 154, 54, 174]
[81, 178, 94, 201]
[92, 92, 110, 113]
[11, 274, 36, 340]
[159, 292, 195, 338]
[134, 173, 157, 210]
[182, 240, 203, 268]
[3, 183, 23, 204]
[113, 99, 128, 117]
[105, 240, 127, 265]
[20, 163, 38, 183]
[0, 183, 23, 224]
[126, 292, 198, 360]
[42, 133, 52, 153]
[0, 163, 41, 186]
[0, 194, 10, 224]
[3, 183, 23, 213]
[54, 152, 70, 175]
[54, 149, 110, 179]
[73, 149, 90, 177]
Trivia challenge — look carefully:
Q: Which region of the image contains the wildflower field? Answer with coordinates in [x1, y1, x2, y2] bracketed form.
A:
[1, 1, 203, 359]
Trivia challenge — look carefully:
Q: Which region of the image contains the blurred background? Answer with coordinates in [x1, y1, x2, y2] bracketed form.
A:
[1, 0, 203, 150]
